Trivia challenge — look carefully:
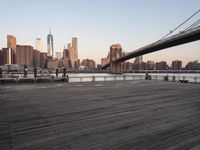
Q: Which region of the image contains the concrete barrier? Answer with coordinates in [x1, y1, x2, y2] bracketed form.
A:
[0, 78, 17, 84]
[18, 78, 35, 84]
[53, 77, 69, 83]
[36, 77, 53, 83]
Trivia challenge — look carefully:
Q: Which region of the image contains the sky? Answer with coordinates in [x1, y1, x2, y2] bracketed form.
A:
[0, 0, 200, 65]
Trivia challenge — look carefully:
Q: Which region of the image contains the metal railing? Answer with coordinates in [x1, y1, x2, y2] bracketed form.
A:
[0, 74, 200, 84]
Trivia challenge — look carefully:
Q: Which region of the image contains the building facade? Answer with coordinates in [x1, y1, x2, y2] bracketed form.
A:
[16, 45, 33, 67]
[33, 50, 40, 68]
[1, 48, 15, 65]
[171, 60, 182, 70]
[68, 37, 78, 68]
[134, 56, 143, 70]
[101, 58, 109, 66]
[81, 59, 96, 69]
[55, 52, 62, 59]
[123, 62, 133, 72]
[0, 49, 3, 65]
[156, 61, 168, 70]
[40, 52, 48, 68]
[146, 60, 155, 70]
[36, 38, 43, 52]
[7, 35, 17, 64]
[185, 60, 200, 70]
[7, 35, 16, 50]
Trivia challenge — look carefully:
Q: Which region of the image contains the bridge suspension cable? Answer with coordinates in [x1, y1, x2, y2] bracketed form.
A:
[160, 9, 200, 40]
[183, 19, 200, 31]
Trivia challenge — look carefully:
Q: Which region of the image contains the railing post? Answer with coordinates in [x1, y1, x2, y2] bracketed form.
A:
[194, 77, 197, 83]
[34, 68, 37, 79]
[92, 75, 95, 82]
[56, 68, 58, 77]
[66, 75, 69, 83]
[63, 68, 66, 77]
[172, 76, 176, 82]
[164, 75, 168, 81]
[155, 75, 158, 80]
[24, 65, 27, 78]
[145, 72, 151, 80]
[0, 68, 2, 78]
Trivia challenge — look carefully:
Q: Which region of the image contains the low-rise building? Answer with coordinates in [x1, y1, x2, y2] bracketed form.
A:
[172, 60, 182, 70]
[156, 61, 168, 70]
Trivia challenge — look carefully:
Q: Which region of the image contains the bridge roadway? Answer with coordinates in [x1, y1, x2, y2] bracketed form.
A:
[1, 81, 200, 150]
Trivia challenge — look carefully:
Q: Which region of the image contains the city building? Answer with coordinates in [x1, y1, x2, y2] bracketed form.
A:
[185, 60, 200, 70]
[7, 35, 16, 50]
[135, 56, 143, 64]
[47, 28, 54, 58]
[0, 49, 3, 65]
[55, 52, 62, 59]
[156, 61, 168, 70]
[40, 52, 48, 68]
[81, 59, 96, 69]
[146, 60, 155, 70]
[1, 48, 15, 65]
[123, 62, 133, 72]
[63, 48, 69, 58]
[72, 37, 78, 61]
[16, 45, 33, 67]
[75, 59, 80, 69]
[48, 58, 59, 69]
[97, 64, 102, 70]
[68, 37, 78, 68]
[101, 58, 109, 66]
[171, 60, 182, 70]
[35, 38, 43, 52]
[62, 57, 71, 69]
[7, 35, 17, 64]
[133, 56, 143, 70]
[101, 52, 110, 66]
[33, 50, 40, 68]
[62, 48, 71, 69]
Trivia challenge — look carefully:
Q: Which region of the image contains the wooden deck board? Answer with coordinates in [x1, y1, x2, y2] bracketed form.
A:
[0, 81, 200, 150]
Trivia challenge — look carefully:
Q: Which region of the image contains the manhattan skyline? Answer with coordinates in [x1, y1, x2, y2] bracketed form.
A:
[0, 0, 200, 65]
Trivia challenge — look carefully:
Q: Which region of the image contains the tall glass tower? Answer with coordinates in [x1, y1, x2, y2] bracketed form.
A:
[47, 28, 54, 58]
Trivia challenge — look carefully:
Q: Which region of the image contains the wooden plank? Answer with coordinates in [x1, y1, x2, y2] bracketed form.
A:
[0, 81, 200, 150]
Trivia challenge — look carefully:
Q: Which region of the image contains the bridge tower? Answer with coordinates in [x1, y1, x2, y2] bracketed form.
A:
[110, 44, 122, 74]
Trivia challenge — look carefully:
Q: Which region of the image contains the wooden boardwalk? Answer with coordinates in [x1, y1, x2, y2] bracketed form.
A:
[0, 80, 200, 150]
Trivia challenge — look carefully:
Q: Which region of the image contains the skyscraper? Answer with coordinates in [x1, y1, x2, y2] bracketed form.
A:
[7, 35, 16, 64]
[36, 38, 43, 52]
[68, 37, 78, 68]
[72, 37, 78, 61]
[134, 56, 143, 70]
[47, 28, 54, 58]
[135, 56, 143, 64]
[7, 35, 16, 50]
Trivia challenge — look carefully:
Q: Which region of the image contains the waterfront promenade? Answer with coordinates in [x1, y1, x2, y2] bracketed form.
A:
[1, 80, 200, 150]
